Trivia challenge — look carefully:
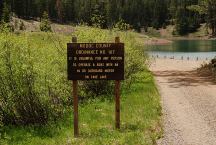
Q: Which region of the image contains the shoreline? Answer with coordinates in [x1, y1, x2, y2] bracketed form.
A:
[145, 38, 173, 45]
[145, 36, 216, 45]
[169, 36, 216, 41]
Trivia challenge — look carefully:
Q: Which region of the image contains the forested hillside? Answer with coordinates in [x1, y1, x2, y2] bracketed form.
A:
[0, 0, 216, 35]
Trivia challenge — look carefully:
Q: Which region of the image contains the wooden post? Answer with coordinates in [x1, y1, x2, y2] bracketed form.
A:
[115, 37, 121, 129]
[72, 37, 79, 137]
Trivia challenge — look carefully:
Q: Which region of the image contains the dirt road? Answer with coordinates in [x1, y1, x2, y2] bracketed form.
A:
[150, 58, 216, 145]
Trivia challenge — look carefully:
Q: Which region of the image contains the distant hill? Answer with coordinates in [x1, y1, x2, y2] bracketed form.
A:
[11, 17, 75, 35]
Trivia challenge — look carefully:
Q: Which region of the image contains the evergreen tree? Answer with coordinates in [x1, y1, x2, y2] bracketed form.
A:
[1, 2, 10, 23]
[0, 2, 13, 32]
[152, 0, 168, 29]
[0, 0, 215, 35]
[175, 7, 189, 35]
[0, 0, 3, 19]
[40, 11, 52, 32]
[169, 0, 178, 25]
[90, 1, 107, 28]
[207, 0, 216, 36]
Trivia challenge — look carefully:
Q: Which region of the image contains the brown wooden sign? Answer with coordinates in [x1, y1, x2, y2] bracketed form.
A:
[68, 37, 123, 138]
[67, 43, 124, 80]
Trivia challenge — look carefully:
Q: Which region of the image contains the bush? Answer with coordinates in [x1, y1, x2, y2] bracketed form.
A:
[1, 37, 44, 125]
[19, 21, 26, 31]
[114, 19, 131, 31]
[40, 11, 52, 32]
[0, 33, 65, 126]
[0, 21, 13, 33]
[81, 81, 114, 99]
[14, 19, 19, 30]
[90, 14, 106, 28]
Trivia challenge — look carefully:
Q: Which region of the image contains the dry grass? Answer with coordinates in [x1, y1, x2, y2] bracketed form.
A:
[12, 17, 75, 34]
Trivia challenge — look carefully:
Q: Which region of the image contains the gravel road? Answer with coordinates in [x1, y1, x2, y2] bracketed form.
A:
[150, 58, 216, 145]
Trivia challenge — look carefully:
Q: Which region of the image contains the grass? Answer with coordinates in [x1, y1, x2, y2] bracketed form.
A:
[1, 71, 162, 145]
[0, 26, 162, 145]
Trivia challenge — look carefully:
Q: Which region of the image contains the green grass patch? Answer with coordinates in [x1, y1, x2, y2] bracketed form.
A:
[1, 70, 162, 145]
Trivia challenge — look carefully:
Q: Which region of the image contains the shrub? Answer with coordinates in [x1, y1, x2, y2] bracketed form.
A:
[0, 33, 64, 126]
[40, 11, 52, 32]
[90, 14, 106, 28]
[114, 19, 131, 31]
[19, 21, 26, 31]
[14, 19, 19, 30]
[0, 37, 46, 125]
[81, 81, 114, 99]
[0, 21, 13, 33]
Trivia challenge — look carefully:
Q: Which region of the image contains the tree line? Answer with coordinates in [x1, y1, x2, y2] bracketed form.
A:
[0, 0, 216, 36]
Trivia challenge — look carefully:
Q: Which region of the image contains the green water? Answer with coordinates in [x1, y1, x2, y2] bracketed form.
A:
[147, 40, 216, 60]
[147, 40, 216, 52]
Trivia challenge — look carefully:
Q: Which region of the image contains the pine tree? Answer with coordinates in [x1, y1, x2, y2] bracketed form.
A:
[175, 7, 189, 35]
[207, 0, 216, 36]
[1, 2, 10, 23]
[40, 11, 52, 32]
[0, 0, 3, 19]
[169, 0, 178, 25]
[90, 1, 107, 28]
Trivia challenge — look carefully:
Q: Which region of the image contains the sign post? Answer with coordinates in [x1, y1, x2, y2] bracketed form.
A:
[72, 37, 79, 137]
[68, 37, 124, 137]
[115, 37, 120, 129]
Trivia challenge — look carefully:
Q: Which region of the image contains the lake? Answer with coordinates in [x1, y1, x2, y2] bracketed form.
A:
[147, 40, 216, 60]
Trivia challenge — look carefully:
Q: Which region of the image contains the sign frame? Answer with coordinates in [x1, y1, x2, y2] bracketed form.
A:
[67, 42, 124, 81]
[68, 37, 123, 137]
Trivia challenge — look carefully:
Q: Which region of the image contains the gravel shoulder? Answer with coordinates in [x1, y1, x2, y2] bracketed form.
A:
[150, 58, 216, 145]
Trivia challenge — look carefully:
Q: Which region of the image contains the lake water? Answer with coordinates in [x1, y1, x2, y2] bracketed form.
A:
[147, 40, 216, 60]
